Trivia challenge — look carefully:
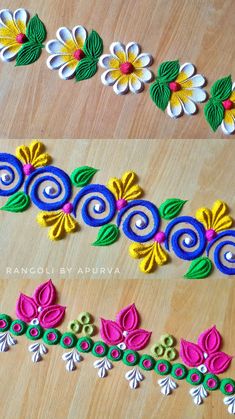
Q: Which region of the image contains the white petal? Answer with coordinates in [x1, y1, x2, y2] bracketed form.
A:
[129, 75, 144, 93]
[134, 53, 153, 68]
[179, 62, 196, 79]
[113, 76, 129, 95]
[46, 40, 66, 55]
[182, 74, 206, 88]
[110, 42, 126, 62]
[187, 87, 207, 102]
[136, 68, 153, 83]
[0, 44, 19, 62]
[0, 9, 14, 27]
[72, 25, 87, 47]
[47, 54, 68, 70]
[99, 54, 119, 69]
[232, 82, 235, 91]
[58, 60, 77, 80]
[13, 8, 29, 32]
[221, 118, 235, 135]
[56, 27, 74, 47]
[181, 97, 197, 115]
[101, 69, 121, 86]
[167, 99, 183, 118]
[126, 42, 140, 62]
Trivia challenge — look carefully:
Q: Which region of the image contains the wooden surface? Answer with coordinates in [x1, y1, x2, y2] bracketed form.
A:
[0, 139, 235, 418]
[0, 0, 234, 139]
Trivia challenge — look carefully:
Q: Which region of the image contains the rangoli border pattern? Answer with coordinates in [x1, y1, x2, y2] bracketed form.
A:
[1, 140, 235, 279]
[0, 280, 235, 415]
[0, 8, 235, 135]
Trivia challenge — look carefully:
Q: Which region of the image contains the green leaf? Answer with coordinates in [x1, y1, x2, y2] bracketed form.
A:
[93, 224, 120, 246]
[204, 99, 224, 132]
[159, 198, 187, 220]
[71, 166, 99, 187]
[83, 30, 103, 59]
[75, 57, 98, 81]
[210, 75, 232, 101]
[157, 60, 180, 82]
[150, 80, 171, 111]
[184, 257, 213, 279]
[16, 42, 43, 66]
[0, 192, 30, 213]
[26, 14, 47, 44]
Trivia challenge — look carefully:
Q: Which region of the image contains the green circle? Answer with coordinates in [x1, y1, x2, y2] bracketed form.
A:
[220, 378, 235, 395]
[139, 355, 155, 371]
[108, 346, 123, 362]
[43, 328, 61, 345]
[68, 320, 82, 334]
[123, 350, 140, 366]
[203, 373, 220, 391]
[92, 341, 108, 358]
[165, 347, 178, 361]
[77, 336, 94, 353]
[83, 324, 95, 337]
[0, 314, 12, 332]
[78, 312, 91, 325]
[171, 363, 188, 380]
[151, 343, 165, 357]
[160, 334, 174, 348]
[10, 320, 27, 336]
[26, 325, 43, 341]
[154, 359, 172, 375]
[186, 368, 204, 386]
[60, 332, 77, 349]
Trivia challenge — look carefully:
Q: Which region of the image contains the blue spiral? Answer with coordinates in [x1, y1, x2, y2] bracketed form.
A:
[116, 200, 160, 242]
[0, 153, 24, 196]
[24, 166, 72, 210]
[165, 216, 206, 260]
[72, 184, 116, 226]
[207, 230, 235, 275]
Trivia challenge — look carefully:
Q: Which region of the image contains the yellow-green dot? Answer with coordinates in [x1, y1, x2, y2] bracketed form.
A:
[165, 347, 178, 361]
[151, 343, 165, 357]
[78, 312, 92, 325]
[68, 320, 82, 334]
[160, 334, 175, 348]
[83, 324, 96, 337]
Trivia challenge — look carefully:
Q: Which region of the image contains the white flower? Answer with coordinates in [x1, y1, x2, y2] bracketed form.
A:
[0, 8, 29, 62]
[221, 82, 235, 135]
[46, 26, 87, 80]
[167, 63, 207, 118]
[99, 41, 153, 95]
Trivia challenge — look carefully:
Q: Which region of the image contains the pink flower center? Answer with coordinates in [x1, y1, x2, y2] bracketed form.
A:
[95, 345, 104, 354]
[158, 363, 167, 372]
[111, 349, 119, 358]
[62, 202, 73, 214]
[116, 198, 128, 210]
[222, 99, 233, 110]
[120, 62, 134, 75]
[81, 341, 89, 350]
[143, 359, 152, 368]
[0, 320, 6, 328]
[175, 368, 183, 377]
[207, 378, 217, 388]
[191, 373, 199, 382]
[73, 49, 85, 61]
[205, 229, 217, 241]
[30, 328, 38, 337]
[63, 336, 72, 346]
[47, 332, 56, 341]
[16, 33, 28, 44]
[169, 81, 181, 92]
[225, 383, 234, 393]
[13, 323, 21, 332]
[126, 354, 135, 363]
[23, 164, 35, 176]
[154, 231, 166, 243]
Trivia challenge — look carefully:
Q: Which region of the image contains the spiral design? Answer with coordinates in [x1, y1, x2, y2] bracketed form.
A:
[207, 230, 235, 275]
[72, 184, 116, 226]
[0, 153, 24, 196]
[165, 216, 206, 260]
[116, 200, 160, 242]
[24, 166, 72, 210]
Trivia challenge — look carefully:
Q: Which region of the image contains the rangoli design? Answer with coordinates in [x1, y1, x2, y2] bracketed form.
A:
[1, 140, 235, 279]
[0, 280, 235, 415]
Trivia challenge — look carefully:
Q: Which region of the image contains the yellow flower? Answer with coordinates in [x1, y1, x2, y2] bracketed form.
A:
[0, 8, 29, 62]
[16, 140, 51, 175]
[37, 203, 78, 241]
[129, 234, 168, 274]
[107, 171, 143, 210]
[196, 200, 233, 241]
[221, 84, 235, 135]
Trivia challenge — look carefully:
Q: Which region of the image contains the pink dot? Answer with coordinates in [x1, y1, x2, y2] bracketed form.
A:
[143, 359, 152, 368]
[62, 202, 73, 214]
[222, 99, 233, 110]
[73, 49, 85, 61]
[23, 164, 35, 176]
[63, 336, 72, 346]
[0, 320, 6, 328]
[116, 198, 128, 211]
[120, 62, 134, 75]
[154, 231, 166, 243]
[158, 363, 167, 372]
[207, 378, 217, 388]
[191, 373, 199, 382]
[111, 349, 119, 359]
[169, 81, 181, 92]
[30, 328, 38, 337]
[95, 345, 104, 354]
[205, 229, 217, 241]
[47, 332, 56, 341]
[13, 323, 21, 332]
[225, 383, 234, 393]
[175, 368, 183, 377]
[127, 354, 135, 363]
[81, 341, 89, 350]
[16, 33, 27, 44]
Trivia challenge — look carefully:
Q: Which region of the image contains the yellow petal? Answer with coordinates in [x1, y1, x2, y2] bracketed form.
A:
[122, 171, 143, 201]
[36, 211, 62, 227]
[175, 71, 188, 84]
[229, 91, 235, 102]
[129, 242, 155, 259]
[123, 184, 143, 201]
[15, 145, 30, 164]
[224, 110, 234, 126]
[107, 178, 123, 200]
[195, 207, 212, 230]
[211, 200, 233, 232]
[0, 26, 17, 39]
[64, 214, 78, 233]
[177, 89, 193, 102]
[154, 242, 168, 266]
[139, 249, 156, 273]
[48, 216, 66, 240]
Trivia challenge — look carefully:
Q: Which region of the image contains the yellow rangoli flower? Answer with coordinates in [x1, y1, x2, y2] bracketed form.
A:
[0, 8, 29, 62]
[107, 171, 143, 210]
[37, 203, 78, 241]
[196, 200, 233, 241]
[221, 83, 235, 135]
[130, 231, 168, 274]
[16, 140, 51, 175]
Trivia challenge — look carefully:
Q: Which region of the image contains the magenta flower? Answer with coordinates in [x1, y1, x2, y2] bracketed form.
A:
[180, 326, 232, 375]
[16, 279, 66, 329]
[100, 303, 151, 351]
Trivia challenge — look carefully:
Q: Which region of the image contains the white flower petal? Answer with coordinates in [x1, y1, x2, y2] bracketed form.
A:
[181, 97, 197, 115]
[135, 68, 153, 83]
[99, 54, 120, 69]
[58, 60, 77, 80]
[129, 75, 144, 93]
[0, 43, 19, 62]
[187, 87, 207, 102]
[56, 27, 74, 47]
[126, 42, 140, 62]
[0, 9, 14, 27]
[167, 98, 183, 118]
[72, 25, 87, 48]
[232, 82, 235, 91]
[182, 74, 206, 88]
[13, 8, 29, 33]
[179, 62, 196, 80]
[110, 42, 126, 62]
[46, 40, 66, 55]
[101, 68, 121, 86]
[134, 53, 153, 68]
[221, 118, 235, 135]
[47, 54, 69, 70]
[113, 76, 129, 95]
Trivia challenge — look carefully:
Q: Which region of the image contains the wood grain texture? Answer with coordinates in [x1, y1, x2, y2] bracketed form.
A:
[0, 0, 234, 139]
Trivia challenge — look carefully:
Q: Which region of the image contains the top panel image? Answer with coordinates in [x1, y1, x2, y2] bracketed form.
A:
[0, 0, 234, 139]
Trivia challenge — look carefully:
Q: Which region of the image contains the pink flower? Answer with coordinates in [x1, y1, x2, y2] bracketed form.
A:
[180, 326, 232, 374]
[16, 279, 66, 329]
[100, 303, 151, 351]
